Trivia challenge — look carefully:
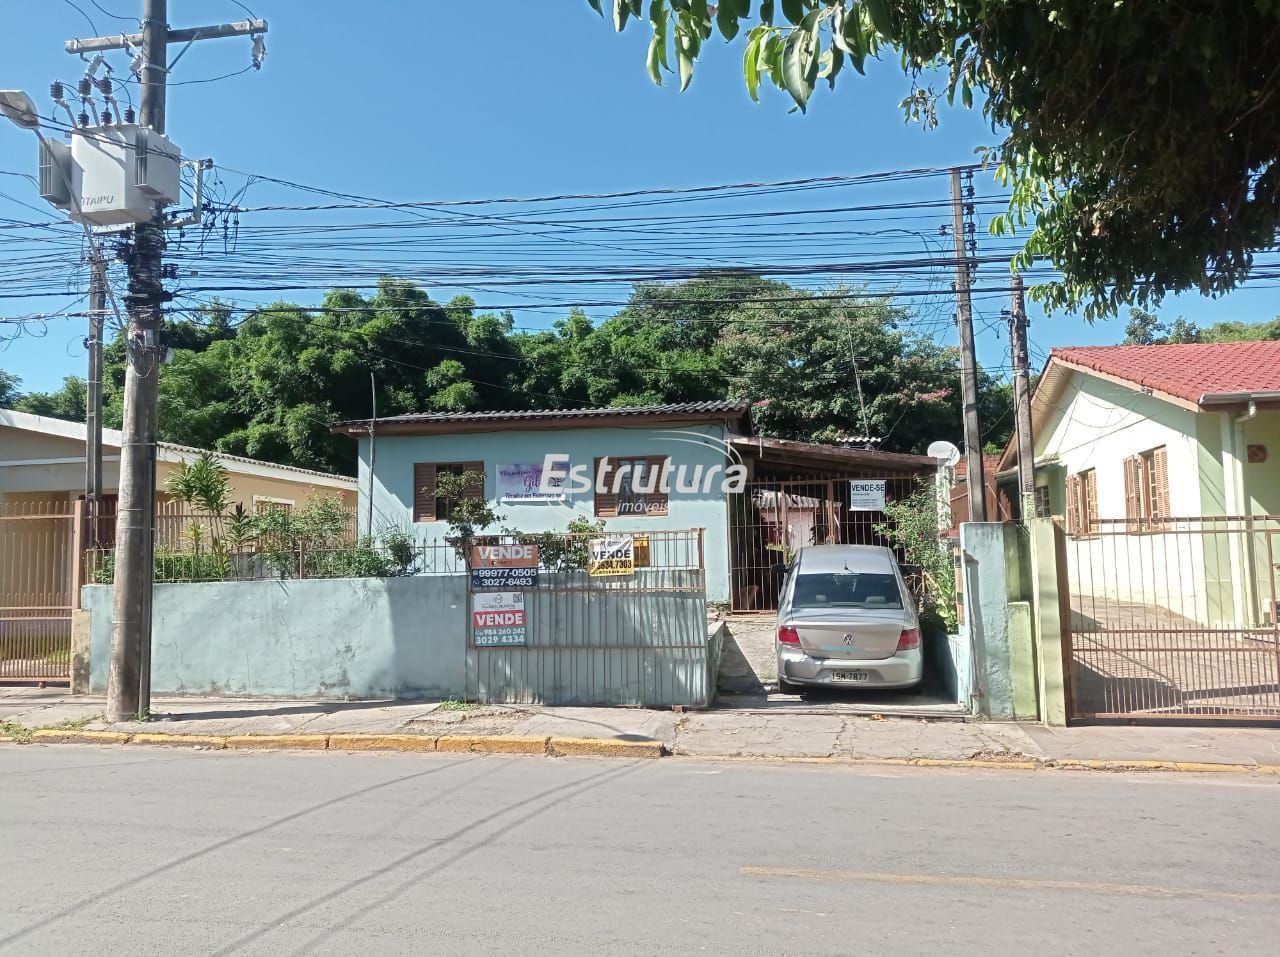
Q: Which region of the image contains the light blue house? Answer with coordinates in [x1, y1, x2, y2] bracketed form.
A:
[332, 402, 935, 606]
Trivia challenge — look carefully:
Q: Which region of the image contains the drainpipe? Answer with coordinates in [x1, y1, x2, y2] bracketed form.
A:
[1219, 402, 1258, 626]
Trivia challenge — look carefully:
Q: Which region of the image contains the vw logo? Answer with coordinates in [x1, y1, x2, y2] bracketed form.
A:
[842, 634, 855, 645]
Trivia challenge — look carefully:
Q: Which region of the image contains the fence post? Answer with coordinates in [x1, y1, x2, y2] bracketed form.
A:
[1028, 517, 1071, 726]
[696, 527, 704, 570]
[70, 497, 86, 611]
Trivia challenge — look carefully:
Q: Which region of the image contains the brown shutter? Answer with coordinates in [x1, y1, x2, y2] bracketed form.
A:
[1066, 474, 1080, 536]
[646, 455, 669, 516]
[1085, 469, 1098, 535]
[463, 461, 485, 500]
[1123, 456, 1138, 531]
[1152, 447, 1170, 522]
[413, 463, 437, 522]
[595, 457, 618, 518]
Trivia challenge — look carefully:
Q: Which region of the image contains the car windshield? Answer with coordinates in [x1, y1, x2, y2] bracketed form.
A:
[791, 571, 903, 609]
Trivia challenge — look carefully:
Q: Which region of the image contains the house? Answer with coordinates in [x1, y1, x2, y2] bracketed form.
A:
[1, 408, 358, 683]
[331, 401, 936, 608]
[0, 408, 358, 521]
[997, 342, 1280, 627]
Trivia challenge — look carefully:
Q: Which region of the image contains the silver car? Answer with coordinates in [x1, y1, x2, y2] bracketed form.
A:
[775, 544, 923, 694]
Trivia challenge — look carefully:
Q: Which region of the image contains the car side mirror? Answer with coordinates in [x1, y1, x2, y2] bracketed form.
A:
[770, 562, 788, 575]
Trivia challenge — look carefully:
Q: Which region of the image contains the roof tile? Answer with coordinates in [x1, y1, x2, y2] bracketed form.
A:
[1053, 342, 1280, 404]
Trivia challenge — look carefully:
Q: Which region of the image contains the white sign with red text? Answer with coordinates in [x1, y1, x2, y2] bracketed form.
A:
[472, 591, 527, 646]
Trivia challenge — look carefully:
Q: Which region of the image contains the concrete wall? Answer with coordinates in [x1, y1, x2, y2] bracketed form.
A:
[359, 423, 733, 600]
[86, 576, 469, 699]
[84, 570, 716, 706]
[960, 522, 1038, 720]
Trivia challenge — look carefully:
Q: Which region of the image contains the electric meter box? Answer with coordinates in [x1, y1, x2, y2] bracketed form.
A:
[68, 125, 182, 226]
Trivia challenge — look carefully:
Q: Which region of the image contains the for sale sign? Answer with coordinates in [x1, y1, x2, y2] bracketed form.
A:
[849, 479, 887, 511]
[588, 536, 635, 577]
[470, 542, 539, 589]
[472, 591, 526, 646]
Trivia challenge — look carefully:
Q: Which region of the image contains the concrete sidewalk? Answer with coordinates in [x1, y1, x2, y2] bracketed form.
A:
[2, 687, 1278, 770]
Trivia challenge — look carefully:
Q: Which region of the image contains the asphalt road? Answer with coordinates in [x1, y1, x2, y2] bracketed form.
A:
[1, 747, 1277, 956]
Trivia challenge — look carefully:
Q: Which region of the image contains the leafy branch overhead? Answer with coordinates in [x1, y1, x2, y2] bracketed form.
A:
[589, 1, 1280, 321]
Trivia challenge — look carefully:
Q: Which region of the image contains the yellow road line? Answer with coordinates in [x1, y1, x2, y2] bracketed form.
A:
[739, 866, 1280, 903]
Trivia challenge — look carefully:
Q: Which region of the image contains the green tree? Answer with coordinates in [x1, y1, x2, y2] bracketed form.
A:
[589, 1, 1280, 320]
[12, 376, 87, 420]
[0, 370, 21, 408]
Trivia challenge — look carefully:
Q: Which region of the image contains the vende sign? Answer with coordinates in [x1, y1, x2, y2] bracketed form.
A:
[470, 543, 539, 568]
[473, 608, 526, 628]
[470, 542, 539, 590]
[471, 591, 527, 646]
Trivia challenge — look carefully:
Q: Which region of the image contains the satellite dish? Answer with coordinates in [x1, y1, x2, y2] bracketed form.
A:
[927, 440, 961, 467]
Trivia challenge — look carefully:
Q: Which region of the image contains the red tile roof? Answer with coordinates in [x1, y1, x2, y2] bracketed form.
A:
[1053, 342, 1280, 405]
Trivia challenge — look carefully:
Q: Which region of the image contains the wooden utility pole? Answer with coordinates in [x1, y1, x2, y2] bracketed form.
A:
[69, 1, 268, 721]
[85, 252, 105, 544]
[950, 168, 986, 522]
[1009, 274, 1036, 520]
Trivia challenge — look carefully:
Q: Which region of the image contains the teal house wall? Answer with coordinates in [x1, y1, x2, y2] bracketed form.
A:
[357, 422, 737, 601]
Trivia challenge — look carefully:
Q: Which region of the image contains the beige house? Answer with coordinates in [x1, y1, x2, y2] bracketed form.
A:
[1, 409, 358, 682]
[0, 408, 357, 515]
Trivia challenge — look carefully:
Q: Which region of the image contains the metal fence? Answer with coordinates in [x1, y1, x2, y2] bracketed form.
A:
[1065, 515, 1280, 720]
[0, 499, 78, 682]
[465, 529, 716, 707]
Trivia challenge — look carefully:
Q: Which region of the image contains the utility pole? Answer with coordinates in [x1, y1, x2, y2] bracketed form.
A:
[65, 1, 268, 721]
[85, 251, 106, 544]
[1008, 274, 1036, 521]
[950, 167, 986, 522]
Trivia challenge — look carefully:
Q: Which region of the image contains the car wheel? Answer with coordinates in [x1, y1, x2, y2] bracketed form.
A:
[777, 677, 804, 695]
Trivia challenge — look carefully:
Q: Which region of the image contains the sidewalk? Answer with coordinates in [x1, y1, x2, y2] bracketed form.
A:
[2, 687, 1278, 771]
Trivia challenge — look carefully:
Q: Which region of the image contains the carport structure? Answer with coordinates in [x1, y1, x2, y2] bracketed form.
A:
[725, 436, 936, 613]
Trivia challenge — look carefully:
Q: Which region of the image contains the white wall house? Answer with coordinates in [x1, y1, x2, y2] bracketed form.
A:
[1000, 343, 1280, 627]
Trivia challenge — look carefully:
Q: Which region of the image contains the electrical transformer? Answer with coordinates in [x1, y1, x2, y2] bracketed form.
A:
[42, 125, 184, 226]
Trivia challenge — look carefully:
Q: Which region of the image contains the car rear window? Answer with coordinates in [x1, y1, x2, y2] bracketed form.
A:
[791, 572, 903, 609]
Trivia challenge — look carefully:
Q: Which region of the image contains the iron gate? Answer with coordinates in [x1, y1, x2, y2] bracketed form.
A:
[1065, 516, 1280, 720]
[464, 529, 712, 707]
[0, 499, 81, 683]
[728, 476, 919, 612]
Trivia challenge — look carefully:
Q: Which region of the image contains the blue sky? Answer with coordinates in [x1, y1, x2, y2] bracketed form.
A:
[2, 0, 1276, 394]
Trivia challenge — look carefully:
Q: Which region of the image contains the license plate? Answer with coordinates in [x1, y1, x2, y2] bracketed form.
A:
[833, 670, 869, 682]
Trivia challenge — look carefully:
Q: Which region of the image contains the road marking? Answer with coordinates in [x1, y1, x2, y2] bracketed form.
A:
[739, 866, 1280, 902]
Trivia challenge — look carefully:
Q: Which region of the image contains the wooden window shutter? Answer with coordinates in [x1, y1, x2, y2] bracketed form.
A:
[1085, 469, 1099, 535]
[1152, 447, 1170, 521]
[646, 455, 669, 516]
[594, 457, 618, 518]
[463, 461, 485, 499]
[1122, 456, 1139, 530]
[413, 463, 437, 522]
[1066, 474, 1081, 535]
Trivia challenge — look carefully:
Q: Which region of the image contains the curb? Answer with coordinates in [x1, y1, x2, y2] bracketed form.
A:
[1, 730, 669, 759]
[2, 732, 1277, 773]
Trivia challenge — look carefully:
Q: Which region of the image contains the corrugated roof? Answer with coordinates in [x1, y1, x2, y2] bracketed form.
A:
[335, 400, 753, 429]
[1054, 342, 1280, 405]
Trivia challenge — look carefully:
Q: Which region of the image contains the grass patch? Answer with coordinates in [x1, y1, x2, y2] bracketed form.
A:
[0, 720, 34, 743]
[436, 698, 478, 712]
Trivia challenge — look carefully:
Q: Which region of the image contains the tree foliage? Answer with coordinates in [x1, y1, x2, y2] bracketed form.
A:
[1123, 307, 1280, 345]
[588, 1, 1280, 320]
[3, 274, 1012, 475]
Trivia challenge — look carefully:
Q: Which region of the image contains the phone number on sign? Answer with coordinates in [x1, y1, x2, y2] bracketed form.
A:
[471, 567, 538, 588]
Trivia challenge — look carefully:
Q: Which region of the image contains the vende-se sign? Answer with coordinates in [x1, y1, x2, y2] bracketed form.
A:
[849, 480, 886, 511]
[472, 591, 526, 646]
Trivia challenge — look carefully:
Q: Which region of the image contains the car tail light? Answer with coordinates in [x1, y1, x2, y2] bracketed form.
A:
[777, 625, 800, 645]
[896, 628, 921, 652]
